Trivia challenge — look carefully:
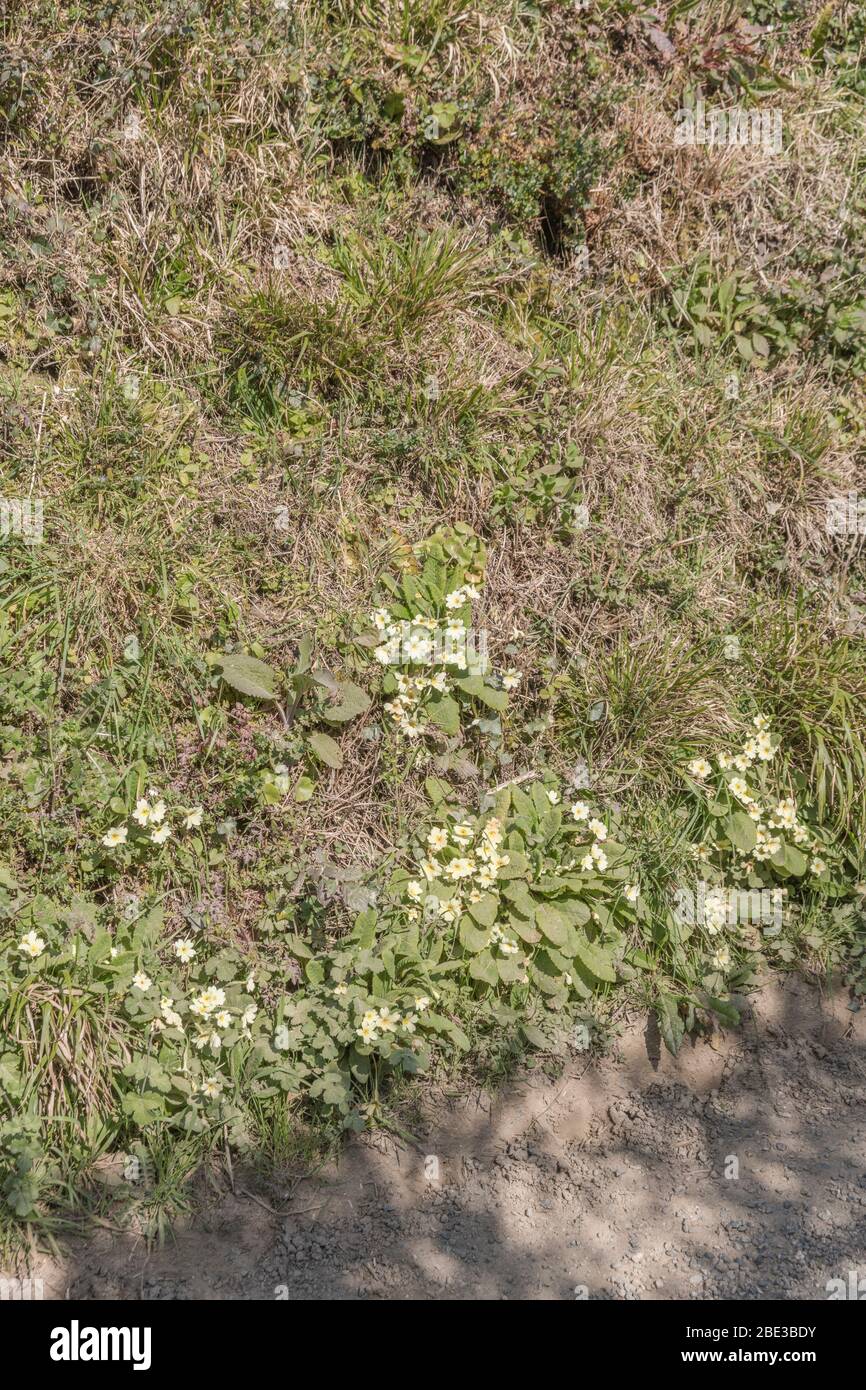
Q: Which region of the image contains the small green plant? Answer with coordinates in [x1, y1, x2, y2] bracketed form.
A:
[211, 637, 370, 783]
[369, 552, 516, 744]
[647, 715, 864, 1053]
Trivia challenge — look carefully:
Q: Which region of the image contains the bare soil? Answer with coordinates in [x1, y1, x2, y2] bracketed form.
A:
[21, 976, 866, 1301]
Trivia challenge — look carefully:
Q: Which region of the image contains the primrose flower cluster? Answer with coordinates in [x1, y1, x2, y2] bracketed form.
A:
[127, 957, 259, 1101]
[404, 815, 525, 954]
[687, 717, 828, 876]
[355, 995, 430, 1046]
[370, 583, 519, 740]
[569, 799, 613, 873]
[101, 792, 204, 852]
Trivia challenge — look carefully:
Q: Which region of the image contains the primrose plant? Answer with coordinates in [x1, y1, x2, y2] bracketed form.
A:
[675, 714, 856, 1000]
[369, 553, 519, 743]
[387, 776, 640, 1013]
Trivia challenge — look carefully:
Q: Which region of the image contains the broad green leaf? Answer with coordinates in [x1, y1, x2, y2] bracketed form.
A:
[502, 881, 535, 918]
[726, 811, 757, 854]
[773, 840, 807, 877]
[454, 676, 508, 711]
[557, 895, 591, 926]
[469, 951, 499, 986]
[424, 776, 452, 806]
[307, 730, 343, 768]
[459, 916, 490, 953]
[571, 934, 616, 983]
[293, 775, 315, 801]
[215, 653, 278, 700]
[508, 912, 541, 944]
[322, 680, 371, 723]
[496, 850, 529, 879]
[497, 955, 523, 983]
[121, 1091, 166, 1126]
[467, 893, 499, 928]
[535, 903, 568, 946]
[427, 694, 460, 736]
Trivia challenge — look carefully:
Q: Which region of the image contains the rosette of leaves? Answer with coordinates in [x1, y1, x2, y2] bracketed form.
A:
[210, 636, 369, 777]
[395, 779, 638, 1014]
[688, 762, 851, 897]
[267, 911, 447, 1128]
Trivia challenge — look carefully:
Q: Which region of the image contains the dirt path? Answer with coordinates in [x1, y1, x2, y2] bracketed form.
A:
[22, 976, 866, 1301]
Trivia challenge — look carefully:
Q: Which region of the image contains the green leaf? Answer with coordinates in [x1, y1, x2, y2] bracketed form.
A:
[571, 934, 616, 983]
[726, 811, 757, 854]
[322, 680, 371, 723]
[496, 850, 529, 879]
[427, 694, 460, 736]
[349, 908, 377, 949]
[453, 676, 508, 711]
[774, 840, 807, 877]
[657, 994, 685, 1056]
[557, 895, 591, 927]
[497, 955, 523, 983]
[706, 995, 741, 1027]
[306, 730, 343, 769]
[424, 776, 452, 806]
[459, 916, 490, 953]
[502, 881, 535, 918]
[469, 951, 499, 986]
[508, 912, 541, 944]
[215, 653, 278, 700]
[293, 775, 315, 802]
[535, 903, 568, 946]
[121, 1091, 167, 1126]
[467, 893, 499, 928]
[123, 1057, 172, 1092]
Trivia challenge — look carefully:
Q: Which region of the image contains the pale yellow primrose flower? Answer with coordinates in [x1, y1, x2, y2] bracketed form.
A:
[446, 857, 476, 880]
[19, 930, 46, 959]
[190, 986, 225, 1017]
